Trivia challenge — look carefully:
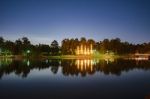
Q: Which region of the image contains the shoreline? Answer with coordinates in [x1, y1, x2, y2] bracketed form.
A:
[0, 54, 150, 60]
[0, 54, 121, 59]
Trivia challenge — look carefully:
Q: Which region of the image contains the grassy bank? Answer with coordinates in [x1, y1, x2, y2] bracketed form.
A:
[48, 54, 119, 59]
[0, 54, 123, 60]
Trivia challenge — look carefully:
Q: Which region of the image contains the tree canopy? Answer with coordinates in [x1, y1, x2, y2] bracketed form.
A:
[0, 36, 150, 56]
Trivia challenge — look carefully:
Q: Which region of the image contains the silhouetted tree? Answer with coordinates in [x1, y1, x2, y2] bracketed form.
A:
[50, 40, 60, 55]
[0, 36, 150, 56]
[15, 39, 23, 55]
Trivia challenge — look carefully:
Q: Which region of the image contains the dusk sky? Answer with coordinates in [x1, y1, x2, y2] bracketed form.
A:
[0, 0, 150, 44]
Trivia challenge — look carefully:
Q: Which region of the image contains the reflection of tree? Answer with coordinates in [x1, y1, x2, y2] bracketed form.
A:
[0, 59, 150, 79]
[96, 59, 150, 76]
[61, 59, 81, 76]
[50, 60, 59, 74]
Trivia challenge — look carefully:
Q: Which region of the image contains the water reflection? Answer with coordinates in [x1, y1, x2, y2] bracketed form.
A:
[75, 59, 114, 73]
[0, 58, 150, 78]
[76, 59, 94, 72]
[0, 58, 12, 66]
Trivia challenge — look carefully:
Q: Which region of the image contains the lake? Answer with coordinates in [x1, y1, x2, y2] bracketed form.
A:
[0, 58, 150, 99]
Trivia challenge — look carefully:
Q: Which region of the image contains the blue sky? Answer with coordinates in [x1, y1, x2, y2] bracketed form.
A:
[0, 0, 150, 44]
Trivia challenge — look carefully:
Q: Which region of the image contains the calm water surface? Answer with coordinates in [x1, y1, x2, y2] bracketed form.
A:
[0, 58, 150, 99]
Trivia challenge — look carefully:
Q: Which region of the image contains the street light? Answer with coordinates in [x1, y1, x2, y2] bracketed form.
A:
[26, 50, 31, 57]
[27, 50, 30, 54]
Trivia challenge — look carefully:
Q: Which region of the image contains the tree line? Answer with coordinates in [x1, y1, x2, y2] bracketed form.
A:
[0, 37, 59, 56]
[61, 37, 150, 55]
[0, 36, 150, 56]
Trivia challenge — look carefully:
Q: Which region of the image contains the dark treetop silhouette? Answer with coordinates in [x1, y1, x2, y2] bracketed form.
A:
[0, 37, 150, 57]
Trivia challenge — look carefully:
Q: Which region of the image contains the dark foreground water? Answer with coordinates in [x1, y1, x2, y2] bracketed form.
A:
[0, 58, 150, 99]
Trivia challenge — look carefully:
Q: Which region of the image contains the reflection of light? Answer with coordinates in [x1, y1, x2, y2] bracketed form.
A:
[104, 58, 114, 64]
[87, 59, 90, 67]
[84, 60, 86, 67]
[0, 58, 12, 65]
[27, 60, 30, 66]
[135, 57, 148, 60]
[76, 59, 94, 71]
[46, 59, 48, 63]
[59, 60, 61, 65]
[128, 57, 149, 61]
[133, 53, 150, 61]
[81, 60, 83, 71]
[77, 59, 79, 69]
[105, 59, 109, 64]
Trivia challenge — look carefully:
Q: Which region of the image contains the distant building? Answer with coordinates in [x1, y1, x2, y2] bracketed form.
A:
[75, 44, 93, 55]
